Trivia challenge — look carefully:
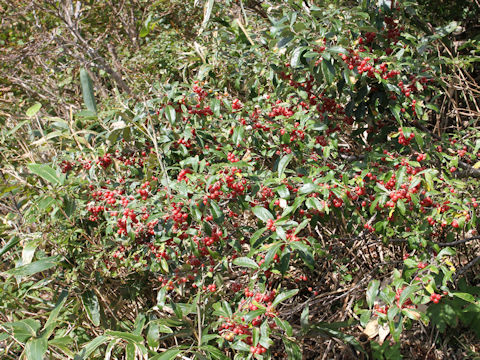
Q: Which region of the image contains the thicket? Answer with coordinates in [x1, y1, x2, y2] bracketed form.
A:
[0, 0, 479, 359]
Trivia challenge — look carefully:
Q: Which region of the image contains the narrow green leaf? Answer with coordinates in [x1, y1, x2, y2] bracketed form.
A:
[81, 290, 101, 327]
[453, 292, 476, 303]
[263, 242, 282, 268]
[276, 226, 286, 240]
[43, 290, 68, 333]
[232, 126, 244, 146]
[291, 47, 306, 68]
[396, 199, 406, 215]
[27, 164, 61, 185]
[151, 349, 182, 360]
[328, 46, 347, 54]
[233, 257, 259, 269]
[80, 68, 97, 114]
[201, 345, 228, 360]
[22, 241, 37, 266]
[278, 154, 293, 178]
[300, 305, 309, 330]
[106, 331, 143, 344]
[272, 289, 299, 307]
[200, 0, 215, 32]
[25, 336, 48, 360]
[283, 338, 302, 360]
[274, 317, 293, 336]
[7, 256, 60, 277]
[164, 105, 176, 125]
[366, 280, 380, 308]
[74, 335, 108, 360]
[147, 322, 160, 348]
[0, 237, 20, 258]
[210, 200, 224, 225]
[126, 343, 135, 360]
[250, 227, 267, 246]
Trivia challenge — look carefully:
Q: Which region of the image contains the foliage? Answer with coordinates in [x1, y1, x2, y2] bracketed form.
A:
[0, 0, 479, 359]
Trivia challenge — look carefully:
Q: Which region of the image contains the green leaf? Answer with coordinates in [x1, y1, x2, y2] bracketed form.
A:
[321, 60, 335, 85]
[298, 182, 316, 195]
[232, 126, 244, 146]
[210, 200, 224, 225]
[6, 319, 41, 342]
[157, 287, 167, 308]
[427, 302, 457, 332]
[164, 105, 176, 125]
[278, 154, 293, 178]
[399, 285, 416, 308]
[453, 292, 476, 303]
[276, 226, 286, 240]
[25, 336, 48, 360]
[133, 313, 146, 336]
[291, 46, 306, 68]
[300, 305, 309, 330]
[147, 321, 160, 348]
[126, 343, 135, 360]
[289, 241, 314, 269]
[252, 327, 260, 346]
[328, 46, 347, 54]
[243, 309, 266, 323]
[396, 199, 406, 215]
[263, 242, 282, 268]
[281, 195, 305, 219]
[202, 345, 228, 360]
[26, 102, 42, 117]
[250, 227, 267, 247]
[0, 237, 20, 258]
[7, 256, 60, 277]
[252, 206, 274, 222]
[231, 340, 250, 352]
[81, 290, 101, 327]
[151, 349, 182, 360]
[27, 164, 61, 185]
[366, 280, 380, 308]
[106, 330, 143, 344]
[200, 0, 215, 33]
[233, 257, 259, 269]
[43, 290, 68, 335]
[22, 241, 37, 266]
[80, 68, 97, 114]
[274, 317, 292, 336]
[74, 335, 108, 360]
[272, 289, 299, 307]
[283, 338, 302, 360]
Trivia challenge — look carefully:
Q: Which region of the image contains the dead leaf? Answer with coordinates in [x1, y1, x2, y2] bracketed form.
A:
[364, 319, 379, 339]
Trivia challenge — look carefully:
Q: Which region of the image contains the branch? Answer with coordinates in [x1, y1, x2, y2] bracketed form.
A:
[438, 235, 480, 247]
[453, 255, 480, 281]
[54, 0, 132, 94]
[413, 122, 480, 178]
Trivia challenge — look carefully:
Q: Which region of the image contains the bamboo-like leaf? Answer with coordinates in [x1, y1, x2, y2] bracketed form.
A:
[24, 336, 48, 360]
[27, 164, 61, 185]
[80, 68, 97, 114]
[7, 256, 60, 277]
[199, 0, 215, 33]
